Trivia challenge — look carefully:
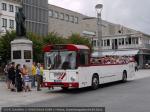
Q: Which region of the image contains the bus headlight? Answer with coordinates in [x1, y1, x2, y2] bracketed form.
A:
[71, 76, 76, 82]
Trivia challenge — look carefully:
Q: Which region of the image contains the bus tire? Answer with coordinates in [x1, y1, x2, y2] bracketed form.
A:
[122, 71, 127, 83]
[61, 87, 69, 90]
[91, 75, 99, 90]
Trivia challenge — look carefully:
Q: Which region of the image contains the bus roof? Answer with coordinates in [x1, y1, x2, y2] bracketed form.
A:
[43, 44, 89, 52]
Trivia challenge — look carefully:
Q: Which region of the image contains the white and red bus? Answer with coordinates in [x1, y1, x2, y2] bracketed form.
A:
[42, 44, 135, 90]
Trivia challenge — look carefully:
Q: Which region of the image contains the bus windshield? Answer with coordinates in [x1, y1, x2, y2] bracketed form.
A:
[45, 51, 76, 70]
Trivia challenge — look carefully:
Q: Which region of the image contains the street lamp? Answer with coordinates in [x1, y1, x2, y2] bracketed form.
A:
[95, 4, 103, 56]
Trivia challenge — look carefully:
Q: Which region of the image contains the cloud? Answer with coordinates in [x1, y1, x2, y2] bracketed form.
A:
[49, 0, 150, 34]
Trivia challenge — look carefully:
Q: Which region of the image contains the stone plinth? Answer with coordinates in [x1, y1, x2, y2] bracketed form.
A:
[11, 37, 33, 71]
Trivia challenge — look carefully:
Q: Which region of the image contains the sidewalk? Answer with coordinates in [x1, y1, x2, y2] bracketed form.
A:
[132, 69, 150, 80]
[0, 84, 63, 108]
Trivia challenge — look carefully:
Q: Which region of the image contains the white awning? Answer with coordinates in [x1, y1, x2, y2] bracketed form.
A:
[92, 50, 139, 57]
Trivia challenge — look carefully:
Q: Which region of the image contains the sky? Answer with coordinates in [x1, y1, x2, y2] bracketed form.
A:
[49, 0, 150, 35]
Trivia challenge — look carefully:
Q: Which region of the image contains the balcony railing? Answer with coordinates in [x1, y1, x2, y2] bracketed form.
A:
[93, 43, 143, 51]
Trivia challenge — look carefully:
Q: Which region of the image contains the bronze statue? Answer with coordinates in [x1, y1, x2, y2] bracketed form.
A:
[15, 8, 26, 37]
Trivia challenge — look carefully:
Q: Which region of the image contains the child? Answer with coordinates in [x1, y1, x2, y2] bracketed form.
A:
[23, 74, 31, 92]
[22, 65, 31, 92]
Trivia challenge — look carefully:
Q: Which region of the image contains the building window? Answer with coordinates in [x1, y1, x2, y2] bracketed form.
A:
[118, 39, 122, 45]
[9, 20, 14, 29]
[107, 39, 110, 46]
[65, 14, 69, 21]
[15, 6, 19, 12]
[69, 15, 74, 23]
[101, 40, 103, 47]
[97, 40, 100, 47]
[122, 38, 125, 45]
[2, 3, 7, 11]
[92, 40, 97, 47]
[129, 37, 131, 44]
[132, 37, 139, 44]
[9, 5, 14, 12]
[125, 38, 129, 45]
[132, 38, 135, 44]
[74, 17, 78, 24]
[135, 38, 139, 44]
[59, 13, 64, 20]
[49, 9, 53, 17]
[2, 18, 7, 27]
[53, 11, 58, 18]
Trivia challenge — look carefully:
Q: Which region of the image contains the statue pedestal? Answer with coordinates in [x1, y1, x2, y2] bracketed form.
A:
[11, 37, 33, 70]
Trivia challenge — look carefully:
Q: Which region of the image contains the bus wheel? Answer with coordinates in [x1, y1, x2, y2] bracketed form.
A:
[61, 87, 69, 90]
[122, 71, 127, 82]
[91, 75, 99, 90]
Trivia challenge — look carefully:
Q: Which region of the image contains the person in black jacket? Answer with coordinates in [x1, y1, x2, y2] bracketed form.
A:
[8, 62, 16, 91]
[15, 64, 22, 92]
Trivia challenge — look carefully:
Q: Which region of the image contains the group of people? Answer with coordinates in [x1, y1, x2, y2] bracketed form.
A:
[91, 55, 135, 65]
[4, 62, 44, 92]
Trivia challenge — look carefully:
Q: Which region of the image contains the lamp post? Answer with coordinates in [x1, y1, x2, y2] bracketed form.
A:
[95, 4, 103, 56]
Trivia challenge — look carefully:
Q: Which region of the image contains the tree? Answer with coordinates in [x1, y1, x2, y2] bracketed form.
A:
[67, 33, 92, 50]
[43, 32, 66, 45]
[0, 31, 16, 64]
[27, 33, 44, 63]
[43, 33, 93, 50]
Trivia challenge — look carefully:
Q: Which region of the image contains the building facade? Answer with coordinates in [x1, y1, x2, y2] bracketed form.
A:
[48, 4, 86, 37]
[22, 0, 48, 36]
[48, 4, 138, 38]
[0, 0, 21, 35]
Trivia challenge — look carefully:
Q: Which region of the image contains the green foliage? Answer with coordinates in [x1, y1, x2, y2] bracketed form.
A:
[27, 33, 44, 63]
[0, 31, 16, 63]
[67, 33, 92, 50]
[43, 32, 67, 45]
[43, 33, 92, 49]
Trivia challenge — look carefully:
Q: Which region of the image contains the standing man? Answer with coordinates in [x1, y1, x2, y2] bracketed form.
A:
[36, 63, 41, 91]
[31, 62, 36, 88]
[8, 62, 16, 92]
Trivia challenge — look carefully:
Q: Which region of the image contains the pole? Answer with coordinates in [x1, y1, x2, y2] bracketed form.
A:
[97, 13, 102, 56]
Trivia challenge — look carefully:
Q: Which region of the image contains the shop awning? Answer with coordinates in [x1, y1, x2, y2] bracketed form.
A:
[92, 50, 139, 57]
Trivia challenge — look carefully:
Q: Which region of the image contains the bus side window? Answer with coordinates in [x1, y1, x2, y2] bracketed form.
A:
[79, 51, 89, 66]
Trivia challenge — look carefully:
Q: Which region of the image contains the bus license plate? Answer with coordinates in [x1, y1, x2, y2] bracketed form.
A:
[54, 80, 62, 82]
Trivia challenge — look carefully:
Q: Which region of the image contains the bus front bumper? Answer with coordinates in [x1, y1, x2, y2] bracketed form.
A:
[42, 82, 79, 88]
